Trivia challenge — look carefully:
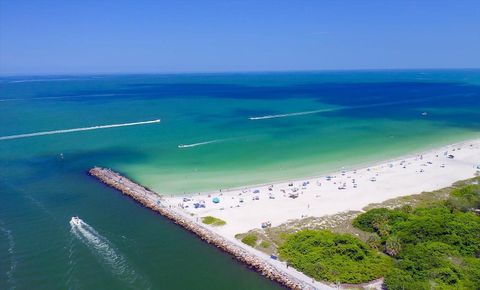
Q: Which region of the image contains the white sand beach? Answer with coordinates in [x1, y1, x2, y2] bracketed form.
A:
[165, 139, 480, 237]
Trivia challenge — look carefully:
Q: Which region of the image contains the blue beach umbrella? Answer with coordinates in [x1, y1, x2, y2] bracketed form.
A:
[212, 197, 220, 203]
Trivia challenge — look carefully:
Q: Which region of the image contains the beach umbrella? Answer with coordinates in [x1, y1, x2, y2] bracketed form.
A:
[253, 189, 260, 193]
[212, 197, 220, 203]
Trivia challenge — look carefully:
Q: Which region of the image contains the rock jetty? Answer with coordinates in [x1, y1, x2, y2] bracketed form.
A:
[89, 167, 318, 290]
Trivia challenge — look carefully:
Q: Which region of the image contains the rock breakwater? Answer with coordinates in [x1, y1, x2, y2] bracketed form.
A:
[88, 167, 319, 290]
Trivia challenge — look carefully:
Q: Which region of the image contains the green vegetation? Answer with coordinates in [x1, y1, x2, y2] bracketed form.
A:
[260, 240, 271, 248]
[201, 216, 226, 226]
[241, 234, 258, 247]
[447, 184, 480, 212]
[353, 183, 480, 289]
[278, 230, 392, 284]
[237, 178, 480, 288]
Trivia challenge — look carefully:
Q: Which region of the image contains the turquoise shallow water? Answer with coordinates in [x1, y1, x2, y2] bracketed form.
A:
[1, 70, 479, 289]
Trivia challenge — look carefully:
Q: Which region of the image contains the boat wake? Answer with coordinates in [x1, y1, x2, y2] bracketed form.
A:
[248, 108, 339, 120]
[178, 139, 224, 148]
[0, 220, 17, 289]
[0, 119, 161, 141]
[69, 217, 151, 288]
[248, 98, 433, 120]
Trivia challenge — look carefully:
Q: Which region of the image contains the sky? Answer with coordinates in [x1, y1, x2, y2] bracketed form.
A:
[1, 0, 479, 75]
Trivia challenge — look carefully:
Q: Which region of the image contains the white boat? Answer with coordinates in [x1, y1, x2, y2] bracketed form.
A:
[70, 216, 81, 227]
[178, 144, 186, 148]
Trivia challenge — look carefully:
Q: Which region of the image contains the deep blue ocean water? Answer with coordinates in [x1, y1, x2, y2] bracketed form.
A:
[1, 70, 479, 289]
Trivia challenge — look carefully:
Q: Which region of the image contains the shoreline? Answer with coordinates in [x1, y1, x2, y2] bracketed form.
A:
[166, 138, 480, 237]
[89, 137, 480, 289]
[172, 136, 480, 198]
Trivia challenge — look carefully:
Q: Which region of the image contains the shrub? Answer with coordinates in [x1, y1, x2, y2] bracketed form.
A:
[353, 208, 408, 232]
[278, 230, 392, 284]
[355, 191, 480, 290]
[447, 184, 480, 212]
[201, 216, 226, 226]
[260, 240, 271, 248]
[241, 234, 258, 247]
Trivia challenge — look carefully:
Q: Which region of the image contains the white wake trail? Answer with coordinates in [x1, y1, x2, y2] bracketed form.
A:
[70, 218, 150, 288]
[178, 139, 224, 148]
[0, 220, 17, 289]
[248, 108, 340, 120]
[0, 119, 161, 141]
[248, 98, 431, 121]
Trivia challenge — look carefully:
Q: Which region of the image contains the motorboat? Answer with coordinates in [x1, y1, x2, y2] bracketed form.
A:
[70, 216, 81, 227]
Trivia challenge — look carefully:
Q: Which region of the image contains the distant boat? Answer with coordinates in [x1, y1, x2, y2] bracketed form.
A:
[178, 144, 186, 148]
[71, 216, 81, 227]
[421, 112, 428, 116]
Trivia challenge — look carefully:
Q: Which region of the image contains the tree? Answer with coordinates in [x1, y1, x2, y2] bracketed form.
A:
[385, 236, 402, 257]
[367, 233, 382, 250]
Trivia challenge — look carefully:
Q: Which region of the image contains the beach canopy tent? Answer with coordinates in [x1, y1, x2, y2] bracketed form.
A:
[212, 197, 220, 203]
[253, 189, 260, 193]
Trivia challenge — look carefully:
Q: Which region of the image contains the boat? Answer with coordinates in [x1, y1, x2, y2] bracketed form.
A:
[178, 144, 186, 148]
[70, 216, 81, 227]
[421, 112, 428, 116]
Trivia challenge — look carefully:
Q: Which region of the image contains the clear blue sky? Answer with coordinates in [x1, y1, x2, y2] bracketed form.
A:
[1, 0, 479, 75]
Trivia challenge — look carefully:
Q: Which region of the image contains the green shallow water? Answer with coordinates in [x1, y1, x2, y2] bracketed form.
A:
[1, 70, 479, 289]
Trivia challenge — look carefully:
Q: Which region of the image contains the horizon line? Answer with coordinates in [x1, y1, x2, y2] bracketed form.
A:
[1, 67, 480, 78]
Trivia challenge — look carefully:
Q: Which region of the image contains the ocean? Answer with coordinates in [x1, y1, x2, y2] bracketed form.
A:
[1, 70, 479, 289]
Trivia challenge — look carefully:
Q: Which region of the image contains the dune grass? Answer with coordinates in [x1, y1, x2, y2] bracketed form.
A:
[201, 216, 226, 226]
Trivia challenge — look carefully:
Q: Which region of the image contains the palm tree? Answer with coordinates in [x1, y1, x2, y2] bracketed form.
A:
[385, 236, 402, 257]
[367, 233, 382, 250]
[372, 217, 391, 237]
